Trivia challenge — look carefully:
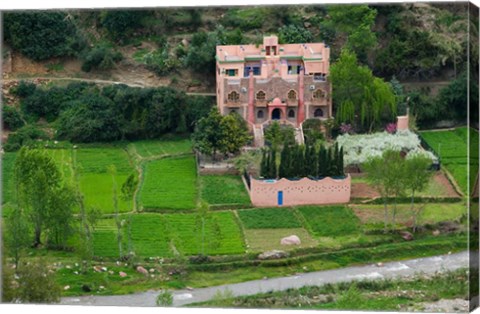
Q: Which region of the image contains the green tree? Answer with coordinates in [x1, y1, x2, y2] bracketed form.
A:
[121, 173, 138, 201]
[108, 165, 123, 259]
[14, 148, 62, 247]
[4, 207, 30, 269]
[2, 106, 24, 131]
[192, 107, 225, 161]
[404, 155, 434, 232]
[278, 24, 313, 44]
[46, 185, 76, 249]
[219, 112, 252, 155]
[100, 10, 149, 42]
[317, 145, 328, 177]
[81, 44, 122, 72]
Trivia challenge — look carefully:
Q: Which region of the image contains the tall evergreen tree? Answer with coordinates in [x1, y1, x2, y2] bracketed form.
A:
[305, 144, 318, 177]
[317, 145, 327, 177]
[279, 144, 290, 178]
[338, 146, 345, 176]
[268, 149, 277, 179]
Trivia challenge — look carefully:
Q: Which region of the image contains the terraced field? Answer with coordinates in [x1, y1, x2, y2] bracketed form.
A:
[130, 137, 192, 158]
[238, 207, 302, 229]
[139, 156, 197, 210]
[420, 127, 473, 194]
[200, 175, 250, 206]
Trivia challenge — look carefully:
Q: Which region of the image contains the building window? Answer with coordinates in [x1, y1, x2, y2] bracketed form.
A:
[314, 108, 324, 117]
[227, 91, 240, 102]
[256, 91, 266, 100]
[287, 90, 297, 100]
[314, 73, 326, 81]
[288, 109, 295, 118]
[288, 65, 301, 75]
[230, 109, 237, 114]
[257, 110, 264, 119]
[226, 69, 238, 77]
[244, 66, 261, 77]
[313, 89, 326, 99]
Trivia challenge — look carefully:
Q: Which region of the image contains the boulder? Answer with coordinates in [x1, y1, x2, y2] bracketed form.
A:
[93, 266, 103, 272]
[432, 230, 441, 236]
[400, 231, 414, 241]
[119, 271, 127, 278]
[258, 250, 289, 260]
[136, 266, 148, 275]
[280, 235, 301, 246]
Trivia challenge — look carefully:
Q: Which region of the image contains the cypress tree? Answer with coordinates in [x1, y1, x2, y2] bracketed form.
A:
[260, 149, 267, 178]
[333, 143, 340, 176]
[279, 144, 288, 178]
[305, 144, 318, 177]
[325, 146, 332, 177]
[269, 149, 277, 179]
[317, 145, 324, 177]
[339, 145, 345, 176]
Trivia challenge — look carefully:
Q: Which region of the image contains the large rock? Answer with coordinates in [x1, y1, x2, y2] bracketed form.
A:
[400, 231, 414, 241]
[280, 235, 301, 246]
[258, 250, 289, 260]
[136, 266, 149, 275]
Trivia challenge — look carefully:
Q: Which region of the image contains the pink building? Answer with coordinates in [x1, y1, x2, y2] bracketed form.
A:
[215, 35, 332, 136]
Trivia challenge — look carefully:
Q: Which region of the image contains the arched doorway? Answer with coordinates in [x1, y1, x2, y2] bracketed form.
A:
[314, 108, 324, 117]
[271, 108, 282, 120]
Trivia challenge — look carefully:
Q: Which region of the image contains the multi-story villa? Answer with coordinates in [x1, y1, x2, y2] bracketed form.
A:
[215, 35, 332, 144]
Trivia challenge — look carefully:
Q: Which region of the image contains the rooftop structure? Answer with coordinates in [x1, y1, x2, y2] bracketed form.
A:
[215, 35, 332, 140]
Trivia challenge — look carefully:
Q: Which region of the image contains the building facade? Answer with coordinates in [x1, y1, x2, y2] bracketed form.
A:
[215, 35, 332, 129]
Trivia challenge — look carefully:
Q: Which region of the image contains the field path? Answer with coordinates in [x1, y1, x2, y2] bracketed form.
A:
[61, 250, 470, 307]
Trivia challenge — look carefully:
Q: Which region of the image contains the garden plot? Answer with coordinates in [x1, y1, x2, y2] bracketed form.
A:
[237, 207, 302, 229]
[139, 156, 197, 210]
[297, 206, 361, 237]
[93, 212, 245, 258]
[200, 175, 250, 206]
[129, 137, 192, 158]
[420, 127, 475, 194]
[76, 147, 135, 213]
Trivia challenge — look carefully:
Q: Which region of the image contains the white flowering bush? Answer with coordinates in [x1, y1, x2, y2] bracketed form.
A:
[336, 130, 438, 165]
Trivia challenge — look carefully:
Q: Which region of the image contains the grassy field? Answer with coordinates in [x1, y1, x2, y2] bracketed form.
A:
[244, 228, 318, 252]
[297, 206, 361, 237]
[200, 175, 250, 206]
[76, 148, 135, 213]
[352, 202, 467, 226]
[129, 137, 192, 158]
[92, 212, 245, 257]
[420, 127, 470, 194]
[2, 152, 16, 205]
[238, 207, 302, 229]
[139, 156, 197, 210]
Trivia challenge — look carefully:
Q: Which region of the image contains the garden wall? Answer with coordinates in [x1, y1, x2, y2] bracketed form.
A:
[250, 175, 351, 207]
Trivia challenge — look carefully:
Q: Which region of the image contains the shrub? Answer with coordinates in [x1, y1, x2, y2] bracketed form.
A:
[13, 81, 36, 98]
[278, 24, 313, 44]
[156, 290, 173, 306]
[2, 106, 24, 131]
[4, 125, 48, 152]
[81, 45, 122, 72]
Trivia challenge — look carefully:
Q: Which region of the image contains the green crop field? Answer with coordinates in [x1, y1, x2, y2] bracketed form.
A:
[130, 137, 192, 158]
[46, 149, 74, 183]
[297, 206, 360, 237]
[76, 147, 135, 213]
[244, 228, 318, 252]
[92, 212, 245, 258]
[2, 152, 16, 205]
[237, 207, 302, 229]
[200, 175, 250, 206]
[139, 156, 197, 210]
[420, 127, 472, 194]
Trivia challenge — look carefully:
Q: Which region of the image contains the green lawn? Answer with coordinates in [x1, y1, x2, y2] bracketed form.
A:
[420, 127, 472, 194]
[297, 206, 361, 237]
[139, 156, 197, 210]
[238, 207, 302, 229]
[129, 137, 192, 158]
[200, 175, 250, 206]
[92, 212, 245, 258]
[2, 152, 16, 205]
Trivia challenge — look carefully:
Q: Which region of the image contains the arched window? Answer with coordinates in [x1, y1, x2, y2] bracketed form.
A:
[227, 91, 240, 102]
[313, 89, 325, 99]
[288, 109, 295, 118]
[256, 91, 266, 100]
[230, 109, 237, 114]
[287, 90, 297, 100]
[257, 110, 264, 119]
[314, 108, 324, 117]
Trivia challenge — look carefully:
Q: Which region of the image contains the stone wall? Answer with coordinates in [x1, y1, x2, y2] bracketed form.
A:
[250, 175, 351, 207]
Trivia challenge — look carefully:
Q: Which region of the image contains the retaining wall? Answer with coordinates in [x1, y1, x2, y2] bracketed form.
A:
[250, 175, 351, 207]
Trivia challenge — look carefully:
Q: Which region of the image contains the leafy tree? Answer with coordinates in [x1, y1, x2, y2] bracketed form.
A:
[2, 106, 24, 131]
[437, 71, 468, 122]
[326, 5, 377, 61]
[4, 207, 31, 268]
[4, 125, 48, 152]
[4, 12, 84, 60]
[46, 185, 76, 249]
[184, 31, 218, 74]
[100, 10, 149, 42]
[264, 121, 295, 151]
[192, 107, 225, 160]
[16, 259, 61, 303]
[278, 24, 313, 44]
[268, 149, 278, 179]
[302, 119, 324, 147]
[305, 144, 318, 177]
[13, 81, 36, 98]
[57, 93, 124, 142]
[219, 112, 252, 155]
[317, 145, 328, 177]
[404, 155, 434, 232]
[15, 148, 61, 247]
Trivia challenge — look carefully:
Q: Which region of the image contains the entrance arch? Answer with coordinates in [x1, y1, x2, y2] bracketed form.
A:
[271, 108, 282, 120]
